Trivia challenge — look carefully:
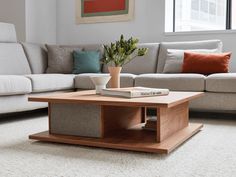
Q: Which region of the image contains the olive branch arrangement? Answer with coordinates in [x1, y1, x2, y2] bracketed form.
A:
[102, 35, 148, 67]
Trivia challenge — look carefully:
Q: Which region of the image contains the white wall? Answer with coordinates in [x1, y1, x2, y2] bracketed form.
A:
[25, 0, 57, 44]
[0, 0, 26, 41]
[0, 0, 57, 43]
[56, 0, 165, 45]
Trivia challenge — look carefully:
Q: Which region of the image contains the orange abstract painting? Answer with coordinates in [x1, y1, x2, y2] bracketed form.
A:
[76, 0, 134, 24]
[82, 0, 128, 17]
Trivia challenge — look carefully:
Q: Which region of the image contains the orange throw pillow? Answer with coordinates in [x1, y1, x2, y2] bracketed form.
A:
[182, 52, 231, 75]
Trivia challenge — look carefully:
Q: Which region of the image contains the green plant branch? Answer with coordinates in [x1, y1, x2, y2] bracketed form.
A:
[101, 35, 148, 67]
[122, 54, 139, 66]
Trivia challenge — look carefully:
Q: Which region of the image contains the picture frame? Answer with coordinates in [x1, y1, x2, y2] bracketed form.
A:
[76, 0, 135, 24]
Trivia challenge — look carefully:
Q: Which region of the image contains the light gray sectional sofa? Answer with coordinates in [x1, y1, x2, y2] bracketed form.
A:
[1, 22, 236, 114]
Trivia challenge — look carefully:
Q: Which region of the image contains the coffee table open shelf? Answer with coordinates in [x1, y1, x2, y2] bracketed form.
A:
[29, 90, 204, 154]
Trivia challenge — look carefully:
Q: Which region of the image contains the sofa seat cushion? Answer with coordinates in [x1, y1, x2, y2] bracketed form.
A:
[26, 74, 75, 93]
[75, 73, 136, 89]
[135, 74, 206, 91]
[0, 76, 32, 96]
[206, 73, 236, 93]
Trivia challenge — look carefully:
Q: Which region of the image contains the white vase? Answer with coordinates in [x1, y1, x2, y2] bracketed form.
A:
[90, 76, 111, 94]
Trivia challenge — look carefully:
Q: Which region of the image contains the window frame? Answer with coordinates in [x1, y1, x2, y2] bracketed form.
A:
[172, 0, 232, 32]
[226, 0, 232, 29]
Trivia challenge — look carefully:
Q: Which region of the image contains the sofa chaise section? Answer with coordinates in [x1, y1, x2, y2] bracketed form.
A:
[0, 76, 32, 96]
[0, 23, 76, 114]
[0, 94, 47, 114]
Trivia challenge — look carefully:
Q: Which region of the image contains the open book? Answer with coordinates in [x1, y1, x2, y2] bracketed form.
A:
[101, 87, 169, 98]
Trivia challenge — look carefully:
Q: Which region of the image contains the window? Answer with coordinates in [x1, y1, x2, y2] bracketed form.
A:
[165, 0, 236, 32]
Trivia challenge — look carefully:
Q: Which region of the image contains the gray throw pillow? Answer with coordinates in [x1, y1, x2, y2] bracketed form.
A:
[163, 48, 219, 73]
[46, 45, 82, 73]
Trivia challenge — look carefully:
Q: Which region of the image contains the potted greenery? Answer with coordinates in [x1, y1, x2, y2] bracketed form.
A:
[102, 35, 148, 88]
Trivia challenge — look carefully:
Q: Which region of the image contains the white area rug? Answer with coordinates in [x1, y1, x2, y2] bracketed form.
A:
[0, 112, 236, 177]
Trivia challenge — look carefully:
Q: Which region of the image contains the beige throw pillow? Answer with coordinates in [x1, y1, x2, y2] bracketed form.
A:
[163, 49, 219, 73]
[46, 45, 82, 74]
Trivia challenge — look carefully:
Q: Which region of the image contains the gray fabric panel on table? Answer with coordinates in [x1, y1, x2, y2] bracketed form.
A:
[50, 103, 101, 138]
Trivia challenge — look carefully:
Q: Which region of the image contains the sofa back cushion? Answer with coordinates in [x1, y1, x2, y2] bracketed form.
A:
[46, 45, 83, 74]
[0, 22, 17, 43]
[0, 43, 31, 75]
[21, 43, 48, 74]
[163, 48, 219, 73]
[45, 44, 103, 74]
[103, 43, 160, 74]
[0, 22, 31, 75]
[157, 40, 223, 73]
[82, 44, 104, 54]
[61, 44, 104, 57]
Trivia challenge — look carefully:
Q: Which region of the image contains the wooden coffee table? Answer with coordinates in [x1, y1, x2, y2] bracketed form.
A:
[29, 90, 204, 154]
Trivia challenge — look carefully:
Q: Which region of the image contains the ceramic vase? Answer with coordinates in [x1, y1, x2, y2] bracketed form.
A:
[90, 76, 111, 94]
[108, 66, 122, 88]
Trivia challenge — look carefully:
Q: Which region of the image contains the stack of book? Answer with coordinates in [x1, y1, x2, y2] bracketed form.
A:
[142, 117, 157, 131]
[101, 87, 169, 98]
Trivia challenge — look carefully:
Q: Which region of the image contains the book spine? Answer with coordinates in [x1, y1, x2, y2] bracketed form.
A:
[131, 91, 168, 98]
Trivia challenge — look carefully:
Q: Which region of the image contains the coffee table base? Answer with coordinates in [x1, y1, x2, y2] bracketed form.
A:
[29, 123, 203, 154]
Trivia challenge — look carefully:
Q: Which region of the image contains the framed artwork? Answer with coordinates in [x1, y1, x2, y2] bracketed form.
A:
[76, 0, 135, 24]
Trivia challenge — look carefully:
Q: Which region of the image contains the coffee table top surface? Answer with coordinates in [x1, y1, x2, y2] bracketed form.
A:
[29, 90, 204, 108]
